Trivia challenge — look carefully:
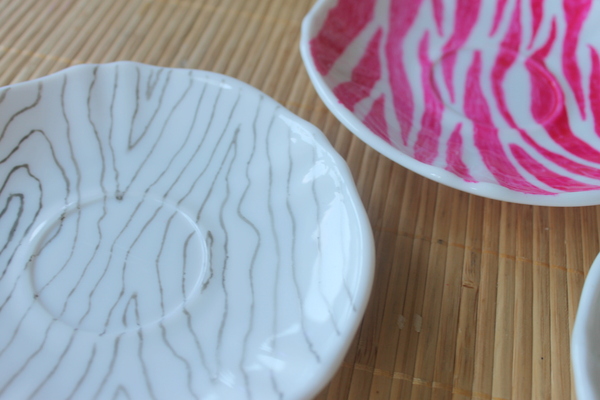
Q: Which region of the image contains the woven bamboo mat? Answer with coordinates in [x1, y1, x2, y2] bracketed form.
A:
[0, 0, 595, 399]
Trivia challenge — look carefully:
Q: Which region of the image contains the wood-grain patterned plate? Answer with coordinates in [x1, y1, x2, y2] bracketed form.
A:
[0, 62, 374, 400]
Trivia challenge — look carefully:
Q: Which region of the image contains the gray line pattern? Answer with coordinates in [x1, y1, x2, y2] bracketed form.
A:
[0, 62, 371, 400]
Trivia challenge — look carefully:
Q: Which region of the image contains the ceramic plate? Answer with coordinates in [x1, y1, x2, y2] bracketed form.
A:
[301, 0, 600, 206]
[573, 252, 600, 400]
[0, 62, 374, 399]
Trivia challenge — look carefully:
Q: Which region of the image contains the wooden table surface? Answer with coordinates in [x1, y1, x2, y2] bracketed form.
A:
[0, 0, 594, 399]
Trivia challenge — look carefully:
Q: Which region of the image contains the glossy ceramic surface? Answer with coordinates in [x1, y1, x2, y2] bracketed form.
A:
[301, 0, 600, 206]
[573, 252, 600, 400]
[0, 62, 374, 399]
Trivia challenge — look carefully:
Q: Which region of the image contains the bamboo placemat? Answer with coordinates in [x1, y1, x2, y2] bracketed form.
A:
[0, 0, 595, 399]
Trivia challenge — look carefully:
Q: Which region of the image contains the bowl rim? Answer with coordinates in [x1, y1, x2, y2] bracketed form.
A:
[572, 252, 600, 400]
[0, 61, 376, 400]
[299, 0, 600, 207]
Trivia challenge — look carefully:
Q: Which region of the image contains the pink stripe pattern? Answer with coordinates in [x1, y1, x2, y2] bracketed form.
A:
[332, 28, 383, 112]
[363, 95, 391, 144]
[589, 46, 600, 137]
[414, 33, 443, 164]
[310, 0, 377, 75]
[529, 0, 543, 47]
[562, 0, 591, 119]
[432, 0, 444, 36]
[490, 0, 509, 36]
[466, 52, 551, 195]
[441, 0, 481, 102]
[445, 123, 475, 182]
[309, 0, 600, 195]
[386, 0, 424, 144]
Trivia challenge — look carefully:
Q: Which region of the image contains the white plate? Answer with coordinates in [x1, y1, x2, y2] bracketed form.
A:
[573, 252, 600, 400]
[0, 62, 374, 399]
[300, 0, 600, 206]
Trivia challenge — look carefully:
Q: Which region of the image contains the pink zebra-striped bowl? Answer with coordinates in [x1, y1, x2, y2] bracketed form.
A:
[300, 0, 600, 206]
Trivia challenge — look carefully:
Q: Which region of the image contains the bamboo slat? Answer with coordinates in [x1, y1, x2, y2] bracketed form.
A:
[0, 1, 595, 399]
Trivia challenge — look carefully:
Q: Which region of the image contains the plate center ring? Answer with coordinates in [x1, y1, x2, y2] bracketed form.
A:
[29, 193, 208, 335]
